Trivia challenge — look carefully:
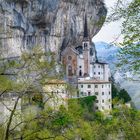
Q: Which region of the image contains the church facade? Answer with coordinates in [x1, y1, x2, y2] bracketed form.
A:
[61, 15, 112, 111]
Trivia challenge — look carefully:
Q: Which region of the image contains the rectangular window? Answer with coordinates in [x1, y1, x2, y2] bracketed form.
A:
[94, 66, 96, 68]
[94, 72, 96, 75]
[102, 92, 104, 95]
[109, 91, 111, 95]
[88, 85, 91, 88]
[102, 100, 104, 103]
[88, 92, 91, 96]
[77, 92, 79, 97]
[95, 92, 98, 95]
[102, 106, 104, 110]
[81, 92, 83, 96]
[81, 85, 83, 88]
[98, 65, 100, 68]
[95, 106, 98, 110]
[96, 100, 99, 103]
[98, 72, 100, 75]
[95, 85, 98, 88]
[102, 85, 104, 88]
[109, 99, 111, 102]
[79, 66, 82, 68]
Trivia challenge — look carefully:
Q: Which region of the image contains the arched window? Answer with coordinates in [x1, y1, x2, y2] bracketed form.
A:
[84, 43, 87, 49]
[68, 65, 72, 76]
[68, 56, 72, 60]
[79, 70, 82, 77]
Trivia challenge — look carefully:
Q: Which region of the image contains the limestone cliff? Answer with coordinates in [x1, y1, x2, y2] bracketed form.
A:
[0, 0, 107, 58]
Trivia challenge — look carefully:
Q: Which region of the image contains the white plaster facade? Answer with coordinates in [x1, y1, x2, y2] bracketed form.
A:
[77, 80, 112, 111]
[43, 80, 68, 109]
[91, 63, 110, 81]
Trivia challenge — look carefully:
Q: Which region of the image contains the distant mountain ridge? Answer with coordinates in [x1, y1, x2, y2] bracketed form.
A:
[95, 42, 118, 72]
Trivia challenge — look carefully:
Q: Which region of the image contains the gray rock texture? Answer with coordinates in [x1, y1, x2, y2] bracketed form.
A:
[0, 0, 107, 57]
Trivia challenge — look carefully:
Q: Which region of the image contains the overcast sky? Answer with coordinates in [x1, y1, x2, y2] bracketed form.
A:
[93, 0, 122, 43]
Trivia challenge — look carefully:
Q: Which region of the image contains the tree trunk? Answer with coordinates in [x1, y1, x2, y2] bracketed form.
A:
[4, 96, 20, 140]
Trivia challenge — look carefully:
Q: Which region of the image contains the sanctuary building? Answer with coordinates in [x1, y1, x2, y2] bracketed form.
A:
[61, 15, 112, 111]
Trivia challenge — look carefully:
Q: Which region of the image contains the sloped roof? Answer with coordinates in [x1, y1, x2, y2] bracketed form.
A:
[45, 79, 66, 84]
[78, 79, 111, 84]
[61, 46, 79, 56]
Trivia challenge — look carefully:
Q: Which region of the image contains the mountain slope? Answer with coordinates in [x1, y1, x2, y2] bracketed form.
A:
[95, 42, 118, 71]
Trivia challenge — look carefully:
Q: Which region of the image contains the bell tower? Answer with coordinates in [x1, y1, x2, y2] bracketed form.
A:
[83, 14, 90, 76]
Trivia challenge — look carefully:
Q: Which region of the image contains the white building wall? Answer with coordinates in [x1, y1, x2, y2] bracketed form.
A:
[94, 83, 112, 111]
[90, 51, 96, 63]
[77, 55, 85, 77]
[78, 82, 112, 111]
[104, 64, 109, 81]
[89, 64, 93, 78]
[43, 83, 68, 109]
[93, 64, 104, 80]
[78, 83, 95, 97]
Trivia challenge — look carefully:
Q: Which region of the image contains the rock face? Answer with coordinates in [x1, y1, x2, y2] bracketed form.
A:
[0, 0, 107, 58]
